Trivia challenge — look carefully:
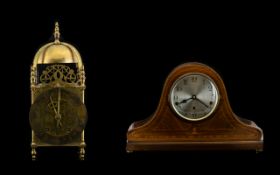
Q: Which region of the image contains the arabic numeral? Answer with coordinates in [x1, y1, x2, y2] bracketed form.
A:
[208, 85, 212, 91]
[191, 76, 197, 82]
[176, 86, 182, 91]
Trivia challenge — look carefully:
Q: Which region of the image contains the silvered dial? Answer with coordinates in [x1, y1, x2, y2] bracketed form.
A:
[170, 73, 219, 121]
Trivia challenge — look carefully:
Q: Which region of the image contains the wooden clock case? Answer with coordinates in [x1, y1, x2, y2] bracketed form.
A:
[126, 62, 263, 152]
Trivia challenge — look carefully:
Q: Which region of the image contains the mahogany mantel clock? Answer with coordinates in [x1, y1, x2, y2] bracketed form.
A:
[29, 22, 87, 160]
[126, 62, 263, 152]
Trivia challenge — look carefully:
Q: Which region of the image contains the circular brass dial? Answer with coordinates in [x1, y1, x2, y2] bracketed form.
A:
[29, 88, 87, 144]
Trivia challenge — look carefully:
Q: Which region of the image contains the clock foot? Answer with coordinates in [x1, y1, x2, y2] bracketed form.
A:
[31, 131, 37, 160]
[256, 149, 263, 154]
[79, 142, 86, 160]
[31, 144, 37, 161]
[79, 147, 85, 160]
[126, 150, 133, 153]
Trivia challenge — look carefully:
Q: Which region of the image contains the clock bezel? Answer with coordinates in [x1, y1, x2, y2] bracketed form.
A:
[169, 72, 220, 121]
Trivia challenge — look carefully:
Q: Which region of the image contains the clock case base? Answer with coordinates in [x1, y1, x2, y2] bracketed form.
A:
[127, 141, 263, 152]
[126, 63, 263, 152]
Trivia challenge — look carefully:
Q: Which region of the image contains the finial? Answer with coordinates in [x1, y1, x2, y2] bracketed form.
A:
[54, 22, 60, 44]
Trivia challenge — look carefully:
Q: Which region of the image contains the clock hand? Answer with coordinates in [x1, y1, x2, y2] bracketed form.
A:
[50, 96, 63, 128]
[49, 90, 63, 128]
[56, 118, 63, 128]
[57, 88, 61, 117]
[55, 88, 62, 128]
[50, 96, 58, 114]
[195, 98, 209, 108]
[175, 97, 192, 105]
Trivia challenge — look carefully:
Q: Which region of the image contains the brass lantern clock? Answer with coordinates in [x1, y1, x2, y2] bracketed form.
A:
[30, 22, 87, 160]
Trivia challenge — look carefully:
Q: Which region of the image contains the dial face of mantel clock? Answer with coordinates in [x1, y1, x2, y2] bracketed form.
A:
[30, 88, 87, 145]
[169, 73, 219, 121]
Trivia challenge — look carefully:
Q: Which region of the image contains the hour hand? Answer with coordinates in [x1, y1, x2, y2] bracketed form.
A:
[175, 97, 192, 105]
[54, 112, 62, 128]
[56, 118, 62, 128]
[50, 96, 57, 114]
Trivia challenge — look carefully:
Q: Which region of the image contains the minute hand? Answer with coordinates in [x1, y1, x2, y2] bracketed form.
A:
[195, 98, 209, 108]
[56, 88, 62, 128]
[50, 96, 57, 114]
[57, 88, 61, 115]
